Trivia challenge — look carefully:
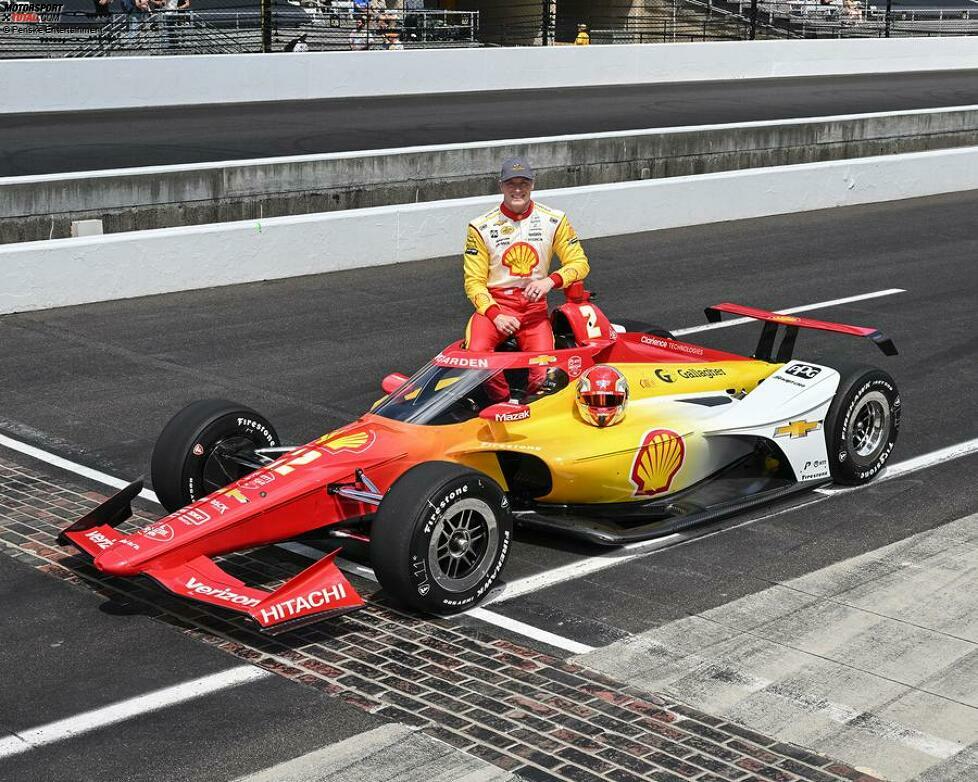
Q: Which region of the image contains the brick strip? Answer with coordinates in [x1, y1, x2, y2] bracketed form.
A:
[0, 456, 886, 782]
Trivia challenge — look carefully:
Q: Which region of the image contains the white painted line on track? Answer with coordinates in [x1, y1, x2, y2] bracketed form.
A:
[671, 288, 906, 336]
[467, 608, 595, 654]
[281, 544, 596, 653]
[816, 434, 978, 494]
[0, 433, 160, 504]
[0, 666, 269, 760]
[9, 106, 977, 184]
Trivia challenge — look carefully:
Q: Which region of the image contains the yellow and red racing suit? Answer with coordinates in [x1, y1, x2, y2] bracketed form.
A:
[462, 200, 590, 401]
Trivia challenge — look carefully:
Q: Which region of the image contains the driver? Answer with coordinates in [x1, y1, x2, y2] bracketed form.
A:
[576, 365, 629, 427]
[463, 157, 590, 402]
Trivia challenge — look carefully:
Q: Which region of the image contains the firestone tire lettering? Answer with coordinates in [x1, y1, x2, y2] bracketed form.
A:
[151, 399, 281, 513]
[370, 462, 513, 616]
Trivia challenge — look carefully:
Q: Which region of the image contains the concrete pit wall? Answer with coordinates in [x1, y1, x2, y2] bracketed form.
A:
[3, 106, 978, 244]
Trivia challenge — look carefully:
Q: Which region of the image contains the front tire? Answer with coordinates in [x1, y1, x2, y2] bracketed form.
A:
[370, 462, 512, 614]
[824, 366, 900, 486]
[151, 399, 280, 512]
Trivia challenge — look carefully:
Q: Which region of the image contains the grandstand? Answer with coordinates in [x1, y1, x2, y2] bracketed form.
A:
[0, 0, 975, 57]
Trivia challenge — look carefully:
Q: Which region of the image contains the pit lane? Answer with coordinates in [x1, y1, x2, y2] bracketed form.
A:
[2, 190, 977, 780]
[4, 70, 978, 176]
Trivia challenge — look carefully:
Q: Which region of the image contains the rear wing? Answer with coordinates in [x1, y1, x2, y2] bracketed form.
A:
[704, 302, 897, 361]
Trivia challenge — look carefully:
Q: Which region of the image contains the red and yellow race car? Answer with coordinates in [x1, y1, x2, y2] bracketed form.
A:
[60, 286, 899, 632]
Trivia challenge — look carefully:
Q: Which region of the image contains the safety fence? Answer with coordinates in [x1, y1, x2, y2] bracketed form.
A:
[1, 0, 976, 58]
[0, 3, 478, 57]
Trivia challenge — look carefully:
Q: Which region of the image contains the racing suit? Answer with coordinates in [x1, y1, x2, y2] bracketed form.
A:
[463, 200, 590, 401]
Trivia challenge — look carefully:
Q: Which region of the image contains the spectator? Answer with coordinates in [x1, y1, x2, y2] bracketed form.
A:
[92, 0, 111, 17]
[384, 30, 403, 49]
[574, 23, 590, 45]
[154, 0, 190, 51]
[349, 15, 369, 49]
[284, 32, 310, 51]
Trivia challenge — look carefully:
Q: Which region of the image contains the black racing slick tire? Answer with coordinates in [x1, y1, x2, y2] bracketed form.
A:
[370, 462, 513, 615]
[824, 366, 901, 486]
[150, 399, 280, 513]
[613, 319, 675, 340]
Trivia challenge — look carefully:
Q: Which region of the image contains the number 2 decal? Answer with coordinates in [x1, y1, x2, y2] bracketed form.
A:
[272, 448, 323, 476]
[579, 305, 602, 338]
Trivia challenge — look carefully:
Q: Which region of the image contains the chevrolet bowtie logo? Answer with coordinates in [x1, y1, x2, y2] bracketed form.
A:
[774, 420, 821, 439]
[528, 355, 557, 366]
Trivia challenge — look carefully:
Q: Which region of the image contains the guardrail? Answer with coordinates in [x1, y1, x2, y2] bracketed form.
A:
[7, 105, 978, 243]
[6, 37, 978, 115]
[3, 145, 978, 314]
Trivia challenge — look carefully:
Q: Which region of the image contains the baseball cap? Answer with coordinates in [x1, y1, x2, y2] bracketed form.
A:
[500, 157, 535, 182]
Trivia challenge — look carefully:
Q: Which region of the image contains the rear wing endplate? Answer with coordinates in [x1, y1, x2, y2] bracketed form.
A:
[704, 302, 897, 360]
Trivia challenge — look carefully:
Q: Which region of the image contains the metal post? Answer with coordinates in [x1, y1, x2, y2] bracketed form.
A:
[541, 0, 549, 45]
[749, 0, 758, 38]
[884, 0, 892, 37]
[261, 0, 271, 52]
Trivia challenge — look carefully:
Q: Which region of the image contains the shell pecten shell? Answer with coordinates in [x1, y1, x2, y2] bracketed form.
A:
[630, 428, 685, 496]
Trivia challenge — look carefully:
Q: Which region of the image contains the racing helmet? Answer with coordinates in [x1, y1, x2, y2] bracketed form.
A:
[576, 365, 628, 427]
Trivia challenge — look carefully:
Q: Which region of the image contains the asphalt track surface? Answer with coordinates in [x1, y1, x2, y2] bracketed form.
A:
[2, 190, 978, 779]
[4, 69, 978, 177]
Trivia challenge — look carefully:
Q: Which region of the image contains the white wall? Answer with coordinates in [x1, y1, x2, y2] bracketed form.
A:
[2, 145, 977, 314]
[4, 37, 978, 115]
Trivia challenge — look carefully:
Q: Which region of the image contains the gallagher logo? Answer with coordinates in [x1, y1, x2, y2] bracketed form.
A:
[317, 429, 376, 454]
[630, 429, 685, 496]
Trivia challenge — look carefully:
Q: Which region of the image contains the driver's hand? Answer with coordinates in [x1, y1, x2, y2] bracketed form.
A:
[524, 278, 555, 303]
[493, 314, 521, 337]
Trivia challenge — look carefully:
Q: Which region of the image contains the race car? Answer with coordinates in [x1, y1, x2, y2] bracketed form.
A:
[60, 285, 900, 632]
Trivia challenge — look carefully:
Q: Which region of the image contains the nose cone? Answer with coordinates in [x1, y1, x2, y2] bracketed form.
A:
[94, 544, 142, 576]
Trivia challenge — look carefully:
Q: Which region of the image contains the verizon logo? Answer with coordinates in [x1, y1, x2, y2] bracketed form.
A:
[185, 576, 260, 607]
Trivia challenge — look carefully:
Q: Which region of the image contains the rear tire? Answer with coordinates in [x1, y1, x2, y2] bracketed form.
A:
[824, 366, 900, 486]
[370, 462, 512, 614]
[151, 399, 280, 512]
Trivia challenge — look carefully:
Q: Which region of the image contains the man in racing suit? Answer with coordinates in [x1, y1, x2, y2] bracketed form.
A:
[463, 157, 590, 402]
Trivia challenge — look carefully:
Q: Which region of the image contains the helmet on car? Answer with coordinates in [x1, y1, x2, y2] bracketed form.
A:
[576, 365, 628, 427]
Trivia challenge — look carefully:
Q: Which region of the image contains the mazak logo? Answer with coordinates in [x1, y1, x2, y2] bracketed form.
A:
[258, 584, 347, 624]
[495, 408, 530, 423]
[785, 363, 822, 379]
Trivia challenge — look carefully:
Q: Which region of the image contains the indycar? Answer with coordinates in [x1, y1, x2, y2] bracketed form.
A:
[60, 284, 900, 632]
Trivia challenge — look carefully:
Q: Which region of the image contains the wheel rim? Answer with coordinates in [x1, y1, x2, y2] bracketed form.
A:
[846, 391, 891, 466]
[427, 498, 498, 593]
[200, 435, 254, 495]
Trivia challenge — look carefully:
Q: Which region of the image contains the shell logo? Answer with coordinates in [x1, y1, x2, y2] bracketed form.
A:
[317, 430, 377, 454]
[501, 242, 540, 277]
[630, 429, 685, 496]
